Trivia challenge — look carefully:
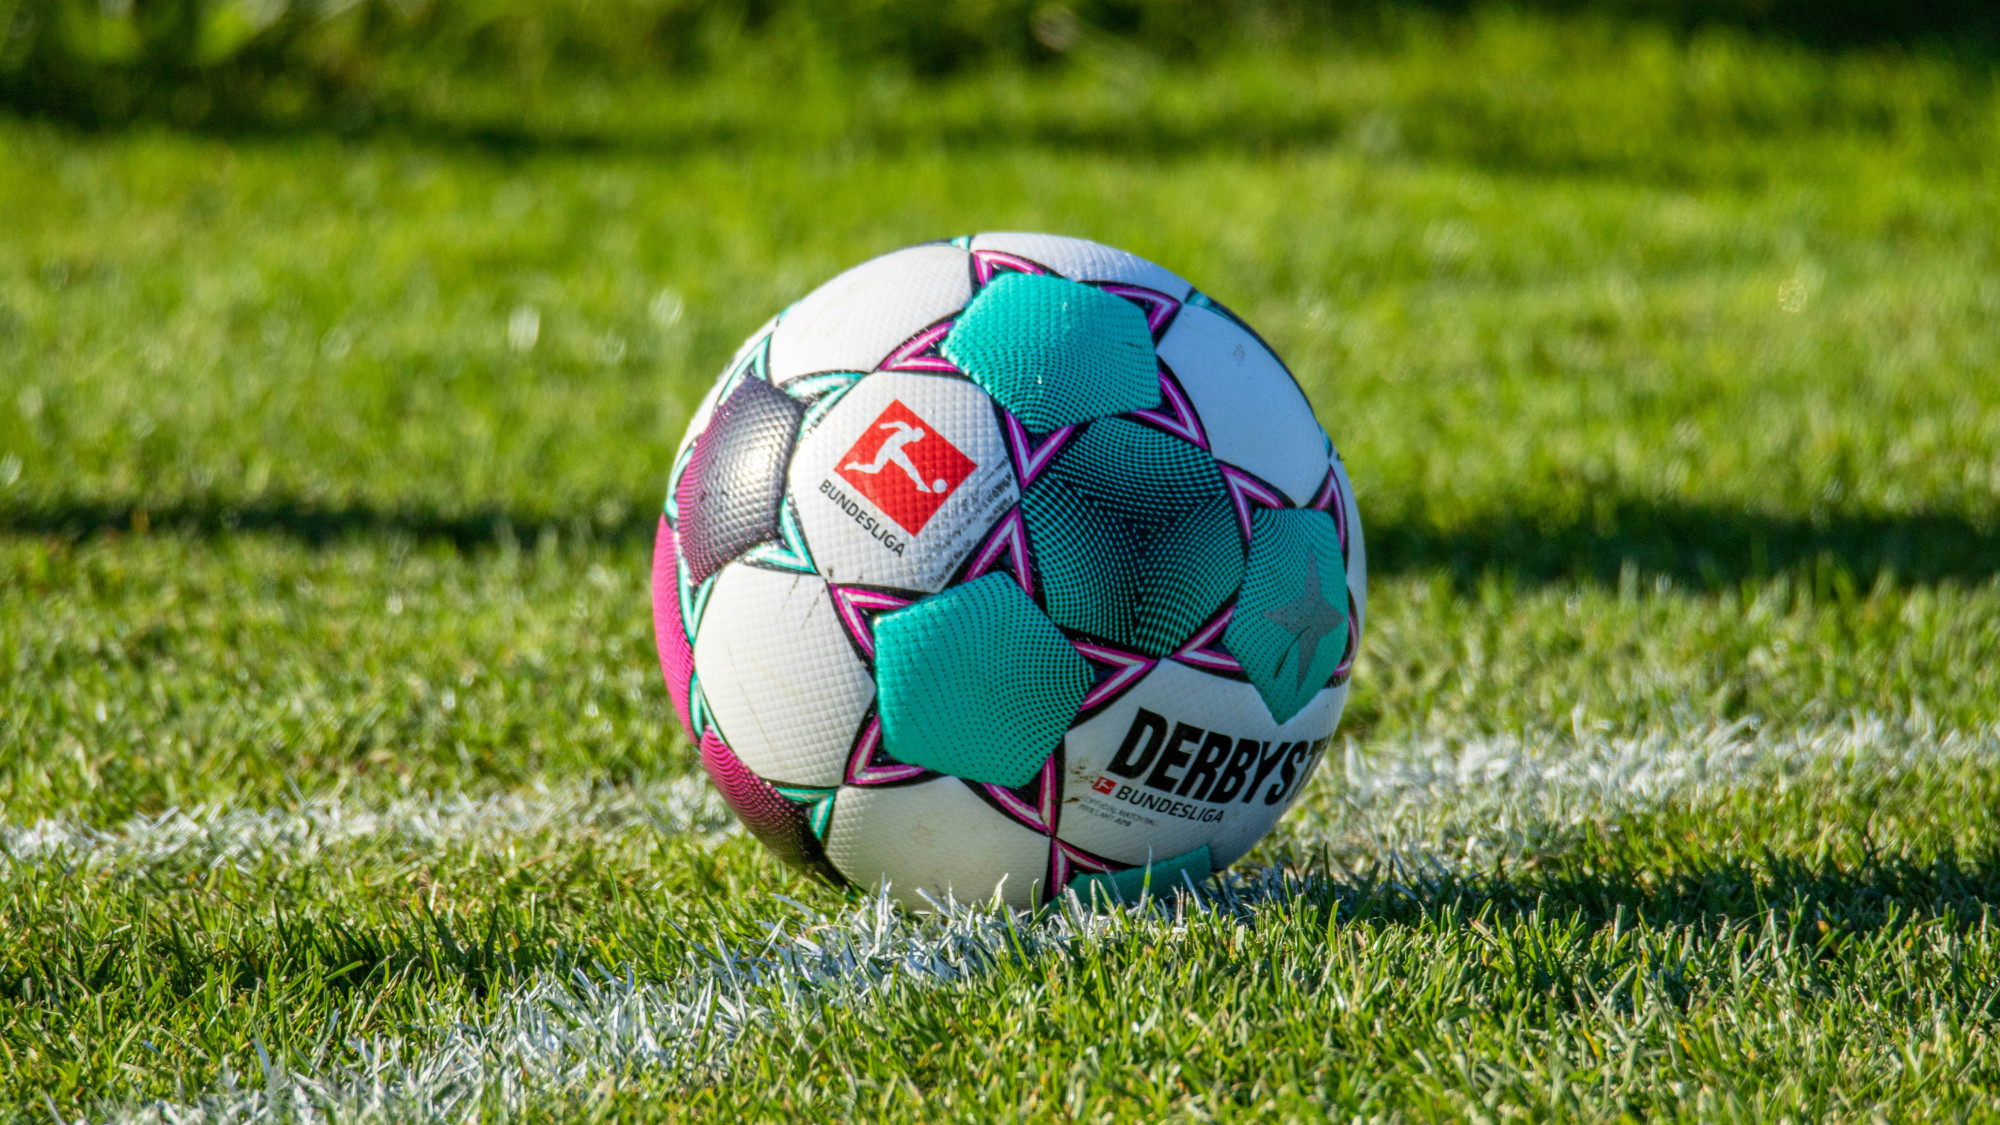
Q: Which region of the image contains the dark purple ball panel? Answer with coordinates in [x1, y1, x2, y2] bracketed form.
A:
[675, 376, 804, 586]
[651, 517, 695, 740]
[699, 728, 843, 885]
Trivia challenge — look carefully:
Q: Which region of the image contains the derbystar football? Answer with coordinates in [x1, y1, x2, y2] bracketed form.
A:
[652, 233, 1365, 910]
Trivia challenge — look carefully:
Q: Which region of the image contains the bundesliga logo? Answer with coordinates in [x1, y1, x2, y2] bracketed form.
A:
[835, 400, 975, 534]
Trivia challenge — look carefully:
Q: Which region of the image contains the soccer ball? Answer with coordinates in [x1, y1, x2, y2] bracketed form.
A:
[652, 234, 1365, 910]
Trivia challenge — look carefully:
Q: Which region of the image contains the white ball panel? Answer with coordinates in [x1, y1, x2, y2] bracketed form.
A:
[825, 780, 1050, 911]
[1333, 452, 1367, 637]
[789, 370, 1018, 593]
[728, 314, 779, 369]
[1056, 661, 1342, 868]
[969, 232, 1193, 300]
[1203, 682, 1345, 869]
[767, 245, 973, 384]
[691, 564, 874, 788]
[1156, 304, 1328, 505]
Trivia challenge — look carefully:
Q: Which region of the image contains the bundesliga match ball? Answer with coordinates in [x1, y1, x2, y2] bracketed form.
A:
[652, 234, 1365, 910]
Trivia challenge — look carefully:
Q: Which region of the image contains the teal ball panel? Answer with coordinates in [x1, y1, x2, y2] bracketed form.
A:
[1226, 508, 1350, 723]
[942, 272, 1160, 432]
[1022, 418, 1245, 657]
[875, 574, 1092, 788]
[1071, 844, 1213, 903]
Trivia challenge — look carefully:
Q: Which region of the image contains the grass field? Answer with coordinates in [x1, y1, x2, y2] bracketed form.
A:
[5, 8, 2000, 1120]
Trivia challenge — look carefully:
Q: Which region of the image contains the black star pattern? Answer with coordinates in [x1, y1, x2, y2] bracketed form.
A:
[1260, 552, 1347, 691]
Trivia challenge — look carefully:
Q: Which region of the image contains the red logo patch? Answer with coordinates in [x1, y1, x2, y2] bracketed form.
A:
[835, 400, 975, 535]
[1092, 776, 1118, 795]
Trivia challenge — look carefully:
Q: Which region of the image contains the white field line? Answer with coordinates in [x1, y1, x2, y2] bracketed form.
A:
[81, 715, 2000, 1124]
[1, 776, 734, 875]
[1289, 713, 2000, 872]
[109, 890, 1157, 1125]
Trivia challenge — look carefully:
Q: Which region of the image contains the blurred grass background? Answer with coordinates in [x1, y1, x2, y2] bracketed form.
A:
[4, 0, 1999, 128]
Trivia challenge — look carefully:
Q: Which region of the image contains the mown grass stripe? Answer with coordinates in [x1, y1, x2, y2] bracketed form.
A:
[85, 716, 1998, 1124]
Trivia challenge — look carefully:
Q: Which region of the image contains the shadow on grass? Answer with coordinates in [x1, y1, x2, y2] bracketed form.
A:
[1415, 0, 2000, 57]
[0, 496, 642, 555]
[20, 14, 2000, 188]
[1333, 849, 2000, 933]
[5, 495, 1998, 589]
[55, 98, 1960, 193]
[1284, 849, 2000, 1016]
[1372, 502, 2000, 590]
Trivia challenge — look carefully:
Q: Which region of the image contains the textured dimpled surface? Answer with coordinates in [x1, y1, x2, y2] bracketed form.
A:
[692, 564, 875, 788]
[654, 233, 1362, 908]
[1332, 453, 1368, 635]
[1227, 508, 1351, 724]
[650, 518, 695, 739]
[674, 375, 805, 587]
[787, 370, 1018, 593]
[1022, 418, 1244, 656]
[767, 244, 973, 383]
[674, 343, 743, 467]
[700, 729, 839, 883]
[1156, 303, 1329, 505]
[1200, 729, 1336, 869]
[823, 778, 1052, 910]
[875, 574, 1091, 788]
[942, 273, 1160, 432]
[1073, 845, 1213, 904]
[1055, 660, 1345, 867]
[969, 232, 1194, 299]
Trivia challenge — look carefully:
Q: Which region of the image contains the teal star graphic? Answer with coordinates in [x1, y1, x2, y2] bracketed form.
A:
[1260, 552, 1347, 691]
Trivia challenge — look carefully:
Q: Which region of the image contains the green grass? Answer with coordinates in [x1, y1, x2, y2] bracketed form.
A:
[3, 9, 2000, 1121]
